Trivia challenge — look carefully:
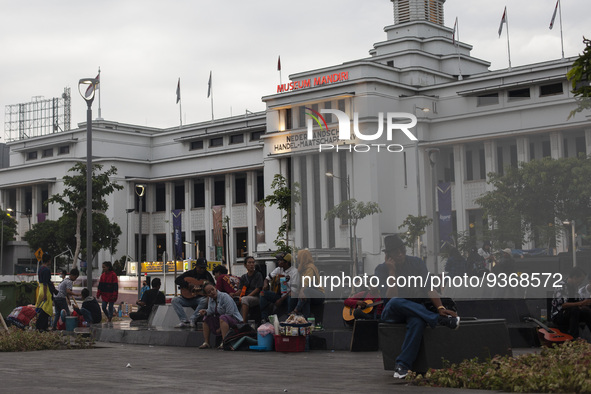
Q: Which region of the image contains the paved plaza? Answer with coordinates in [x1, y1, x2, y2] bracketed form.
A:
[0, 341, 502, 393]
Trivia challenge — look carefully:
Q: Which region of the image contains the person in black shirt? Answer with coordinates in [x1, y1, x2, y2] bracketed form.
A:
[172, 258, 215, 328]
[130, 278, 166, 320]
[231, 256, 263, 323]
[74, 288, 102, 325]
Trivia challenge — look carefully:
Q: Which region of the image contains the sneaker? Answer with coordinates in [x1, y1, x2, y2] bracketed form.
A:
[175, 321, 191, 328]
[189, 320, 196, 328]
[393, 363, 409, 379]
[438, 315, 461, 330]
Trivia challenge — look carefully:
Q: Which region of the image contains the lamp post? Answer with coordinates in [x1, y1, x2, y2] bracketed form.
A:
[326, 172, 354, 274]
[79, 77, 98, 294]
[427, 148, 440, 274]
[125, 208, 134, 271]
[563, 220, 576, 267]
[136, 184, 145, 299]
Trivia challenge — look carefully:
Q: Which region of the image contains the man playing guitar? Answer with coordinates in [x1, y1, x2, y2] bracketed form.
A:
[343, 278, 384, 323]
[172, 258, 215, 328]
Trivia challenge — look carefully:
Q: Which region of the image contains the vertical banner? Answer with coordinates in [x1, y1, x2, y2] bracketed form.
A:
[255, 202, 265, 244]
[172, 209, 182, 259]
[212, 205, 223, 261]
[437, 182, 453, 247]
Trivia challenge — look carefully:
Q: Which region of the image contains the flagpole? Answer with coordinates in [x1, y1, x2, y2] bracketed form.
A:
[453, 17, 463, 80]
[505, 8, 512, 70]
[209, 71, 214, 121]
[558, 0, 565, 59]
[177, 77, 182, 127]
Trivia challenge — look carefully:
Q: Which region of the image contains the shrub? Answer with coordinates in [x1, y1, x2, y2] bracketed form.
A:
[408, 339, 591, 392]
[0, 327, 94, 352]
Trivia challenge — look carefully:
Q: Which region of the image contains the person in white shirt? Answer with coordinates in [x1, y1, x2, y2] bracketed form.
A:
[259, 253, 299, 320]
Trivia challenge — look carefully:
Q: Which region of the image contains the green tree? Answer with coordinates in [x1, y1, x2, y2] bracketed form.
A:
[1, 209, 18, 248]
[397, 214, 433, 257]
[325, 199, 381, 274]
[22, 220, 65, 261]
[260, 174, 301, 254]
[47, 163, 123, 268]
[567, 37, 591, 119]
[476, 156, 591, 248]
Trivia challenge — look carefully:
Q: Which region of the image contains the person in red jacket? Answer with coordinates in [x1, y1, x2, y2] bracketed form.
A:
[96, 261, 118, 322]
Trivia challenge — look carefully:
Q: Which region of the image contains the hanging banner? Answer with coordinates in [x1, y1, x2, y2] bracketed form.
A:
[255, 202, 265, 244]
[172, 209, 182, 259]
[437, 182, 453, 247]
[212, 205, 224, 260]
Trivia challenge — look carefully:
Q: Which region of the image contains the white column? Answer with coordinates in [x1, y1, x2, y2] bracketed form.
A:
[204, 177, 213, 260]
[516, 136, 530, 164]
[246, 171, 254, 255]
[319, 154, 329, 248]
[453, 144, 467, 235]
[585, 129, 591, 155]
[306, 155, 316, 248]
[550, 131, 564, 159]
[292, 156, 303, 250]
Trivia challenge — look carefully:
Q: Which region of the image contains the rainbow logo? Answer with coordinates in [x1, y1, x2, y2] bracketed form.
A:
[305, 107, 328, 132]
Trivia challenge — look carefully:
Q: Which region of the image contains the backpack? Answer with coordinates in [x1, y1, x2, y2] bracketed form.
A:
[6, 306, 37, 329]
[221, 324, 257, 351]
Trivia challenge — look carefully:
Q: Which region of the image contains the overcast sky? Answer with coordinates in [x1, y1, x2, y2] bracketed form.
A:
[0, 0, 588, 136]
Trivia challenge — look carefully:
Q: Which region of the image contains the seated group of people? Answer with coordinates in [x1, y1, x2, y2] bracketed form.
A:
[171, 250, 326, 345]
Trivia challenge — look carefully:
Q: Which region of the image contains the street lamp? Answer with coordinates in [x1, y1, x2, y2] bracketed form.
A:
[79, 77, 98, 294]
[136, 184, 145, 299]
[125, 208, 134, 271]
[563, 220, 576, 267]
[325, 172, 355, 274]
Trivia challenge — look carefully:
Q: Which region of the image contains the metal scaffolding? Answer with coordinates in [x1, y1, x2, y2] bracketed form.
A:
[4, 87, 71, 142]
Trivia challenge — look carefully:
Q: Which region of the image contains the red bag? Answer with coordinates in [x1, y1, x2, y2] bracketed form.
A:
[7, 306, 37, 329]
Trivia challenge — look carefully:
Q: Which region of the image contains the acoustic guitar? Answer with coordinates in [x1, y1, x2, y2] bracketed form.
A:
[180, 277, 207, 299]
[524, 317, 573, 346]
[342, 299, 384, 322]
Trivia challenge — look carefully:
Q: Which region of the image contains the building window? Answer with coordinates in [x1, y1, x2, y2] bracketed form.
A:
[41, 186, 49, 214]
[155, 183, 166, 212]
[542, 140, 551, 158]
[210, 137, 223, 147]
[235, 228, 248, 258]
[324, 101, 332, 123]
[190, 140, 203, 150]
[298, 106, 306, 128]
[285, 108, 292, 130]
[508, 88, 530, 101]
[338, 99, 346, 113]
[250, 130, 264, 141]
[510, 145, 518, 168]
[42, 148, 53, 158]
[26, 151, 38, 160]
[540, 82, 563, 97]
[234, 173, 246, 204]
[193, 180, 205, 208]
[497, 146, 504, 175]
[466, 150, 473, 181]
[214, 176, 225, 206]
[256, 171, 264, 201]
[444, 152, 455, 182]
[479, 149, 486, 179]
[477, 93, 499, 106]
[174, 183, 185, 210]
[529, 142, 536, 160]
[576, 136, 586, 157]
[230, 134, 244, 144]
[156, 234, 167, 261]
[58, 145, 70, 155]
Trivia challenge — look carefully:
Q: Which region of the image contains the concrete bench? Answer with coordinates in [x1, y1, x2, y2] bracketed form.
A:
[379, 318, 512, 373]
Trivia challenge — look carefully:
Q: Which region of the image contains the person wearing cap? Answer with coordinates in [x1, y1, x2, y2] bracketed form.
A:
[260, 253, 299, 320]
[379, 234, 460, 379]
[172, 257, 215, 328]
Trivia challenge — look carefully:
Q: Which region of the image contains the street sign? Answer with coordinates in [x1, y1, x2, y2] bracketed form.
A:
[35, 248, 43, 262]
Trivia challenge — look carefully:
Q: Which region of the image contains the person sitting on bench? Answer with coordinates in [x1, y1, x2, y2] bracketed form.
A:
[172, 257, 215, 328]
[380, 234, 460, 380]
[343, 277, 383, 323]
[551, 267, 591, 339]
[260, 253, 299, 320]
[130, 278, 166, 321]
[198, 283, 243, 349]
[231, 256, 263, 323]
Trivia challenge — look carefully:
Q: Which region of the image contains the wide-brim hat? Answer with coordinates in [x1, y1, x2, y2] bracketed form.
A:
[382, 234, 405, 252]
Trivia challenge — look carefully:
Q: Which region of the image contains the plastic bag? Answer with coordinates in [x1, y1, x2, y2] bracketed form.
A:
[257, 322, 275, 337]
